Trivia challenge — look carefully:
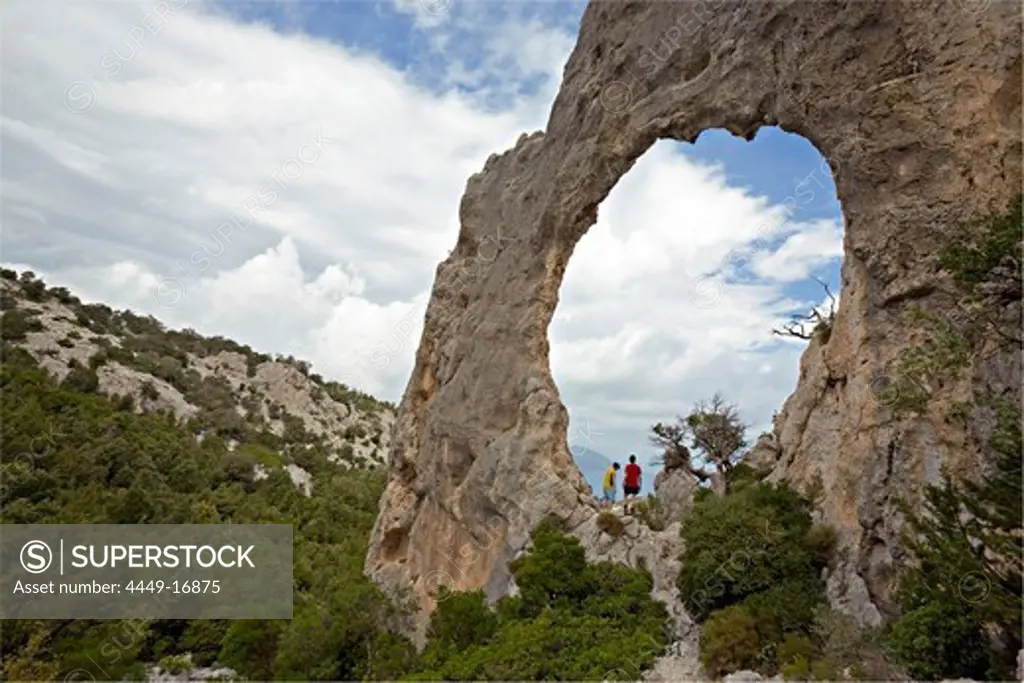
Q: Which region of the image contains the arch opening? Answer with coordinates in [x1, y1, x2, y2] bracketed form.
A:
[550, 126, 844, 498]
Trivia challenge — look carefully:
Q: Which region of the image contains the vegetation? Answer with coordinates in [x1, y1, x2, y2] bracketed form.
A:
[884, 396, 1022, 680]
[676, 473, 900, 679]
[596, 510, 625, 537]
[1, 188, 1018, 682]
[403, 524, 671, 680]
[879, 195, 1023, 680]
[938, 193, 1022, 293]
[0, 308, 44, 342]
[0, 344, 410, 680]
[0, 271, 393, 464]
[657, 407, 851, 679]
[771, 276, 837, 343]
[878, 194, 1022, 415]
[650, 392, 747, 493]
[634, 494, 667, 531]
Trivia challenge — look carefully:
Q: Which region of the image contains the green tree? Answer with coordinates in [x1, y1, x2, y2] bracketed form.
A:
[219, 620, 284, 680]
[886, 397, 1022, 680]
[650, 393, 747, 493]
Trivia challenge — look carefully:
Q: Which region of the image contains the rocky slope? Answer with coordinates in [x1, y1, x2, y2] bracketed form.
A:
[365, 0, 1021, 644]
[0, 270, 395, 490]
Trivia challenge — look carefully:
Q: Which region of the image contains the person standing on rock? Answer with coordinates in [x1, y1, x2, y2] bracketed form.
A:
[623, 454, 642, 515]
[601, 462, 621, 509]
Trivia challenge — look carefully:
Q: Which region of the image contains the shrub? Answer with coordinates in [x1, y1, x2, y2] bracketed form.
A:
[777, 632, 816, 665]
[677, 480, 830, 621]
[634, 495, 667, 531]
[422, 588, 498, 657]
[886, 601, 988, 680]
[805, 523, 837, 560]
[938, 193, 1022, 289]
[680, 479, 841, 676]
[51, 287, 77, 305]
[220, 451, 257, 487]
[344, 423, 368, 441]
[57, 337, 75, 348]
[741, 579, 823, 650]
[409, 528, 670, 680]
[61, 361, 99, 393]
[700, 604, 761, 676]
[596, 510, 625, 537]
[21, 278, 47, 302]
[807, 606, 900, 680]
[337, 442, 355, 462]
[532, 513, 568, 536]
[1, 310, 43, 342]
[725, 462, 762, 488]
[157, 654, 192, 675]
[780, 656, 812, 681]
[140, 381, 160, 402]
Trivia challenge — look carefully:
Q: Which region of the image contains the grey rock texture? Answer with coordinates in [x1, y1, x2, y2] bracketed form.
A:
[653, 466, 700, 525]
[642, 629, 705, 682]
[365, 0, 1022, 635]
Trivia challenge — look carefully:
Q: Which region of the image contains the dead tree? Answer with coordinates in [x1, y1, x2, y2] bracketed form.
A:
[773, 276, 837, 340]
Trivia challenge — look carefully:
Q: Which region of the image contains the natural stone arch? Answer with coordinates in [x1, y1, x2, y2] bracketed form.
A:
[365, 0, 1022, 636]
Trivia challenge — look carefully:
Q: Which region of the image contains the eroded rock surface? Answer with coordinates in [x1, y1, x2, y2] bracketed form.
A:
[365, 0, 1022, 635]
[653, 467, 700, 524]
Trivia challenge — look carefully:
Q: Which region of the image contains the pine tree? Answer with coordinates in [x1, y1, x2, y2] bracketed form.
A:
[888, 395, 1022, 680]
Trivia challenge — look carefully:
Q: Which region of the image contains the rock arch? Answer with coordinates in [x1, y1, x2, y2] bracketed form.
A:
[365, 0, 1022, 635]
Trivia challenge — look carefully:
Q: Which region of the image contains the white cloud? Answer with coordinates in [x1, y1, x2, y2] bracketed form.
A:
[749, 218, 843, 282]
[2, 0, 842, 469]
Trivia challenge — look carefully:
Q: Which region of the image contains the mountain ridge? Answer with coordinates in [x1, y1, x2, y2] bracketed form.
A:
[0, 268, 394, 490]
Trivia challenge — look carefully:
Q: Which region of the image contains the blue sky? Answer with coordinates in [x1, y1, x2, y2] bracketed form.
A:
[3, 0, 843, 493]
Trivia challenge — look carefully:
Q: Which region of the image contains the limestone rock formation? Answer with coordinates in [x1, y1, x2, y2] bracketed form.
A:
[641, 630, 704, 682]
[365, 0, 1022, 636]
[2, 273, 395, 472]
[652, 466, 700, 524]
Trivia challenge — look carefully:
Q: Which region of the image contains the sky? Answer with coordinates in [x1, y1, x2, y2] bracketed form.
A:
[1, 0, 843, 487]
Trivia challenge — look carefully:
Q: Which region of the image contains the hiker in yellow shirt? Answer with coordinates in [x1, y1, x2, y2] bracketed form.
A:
[601, 462, 621, 509]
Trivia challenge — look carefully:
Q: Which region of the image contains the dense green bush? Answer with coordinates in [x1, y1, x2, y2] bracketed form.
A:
[677, 479, 831, 621]
[61, 359, 99, 393]
[886, 602, 989, 680]
[0, 309, 43, 342]
[679, 479, 838, 676]
[405, 525, 671, 680]
[699, 604, 760, 676]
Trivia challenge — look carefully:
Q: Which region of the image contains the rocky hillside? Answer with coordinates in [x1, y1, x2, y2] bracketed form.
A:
[0, 269, 395, 486]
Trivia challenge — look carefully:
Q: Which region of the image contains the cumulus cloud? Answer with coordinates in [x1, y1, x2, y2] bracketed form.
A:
[551, 142, 840, 461]
[2, 0, 842, 471]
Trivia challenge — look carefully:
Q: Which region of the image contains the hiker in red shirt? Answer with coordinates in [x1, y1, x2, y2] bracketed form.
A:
[623, 454, 642, 515]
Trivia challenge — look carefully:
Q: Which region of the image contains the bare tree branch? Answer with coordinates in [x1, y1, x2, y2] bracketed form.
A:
[772, 278, 837, 340]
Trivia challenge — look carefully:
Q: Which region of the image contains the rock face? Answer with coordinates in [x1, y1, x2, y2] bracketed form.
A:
[653, 467, 700, 524]
[365, 0, 1022, 634]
